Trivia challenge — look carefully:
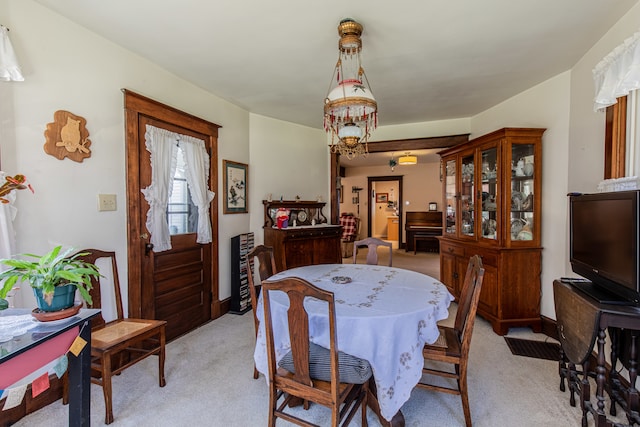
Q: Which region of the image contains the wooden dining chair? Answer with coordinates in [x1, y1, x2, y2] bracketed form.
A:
[416, 255, 484, 427]
[262, 276, 371, 427]
[246, 244, 277, 379]
[352, 237, 393, 266]
[68, 249, 167, 424]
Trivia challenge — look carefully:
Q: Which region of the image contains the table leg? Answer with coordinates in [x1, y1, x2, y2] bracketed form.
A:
[366, 377, 405, 427]
[595, 327, 609, 426]
[68, 320, 91, 427]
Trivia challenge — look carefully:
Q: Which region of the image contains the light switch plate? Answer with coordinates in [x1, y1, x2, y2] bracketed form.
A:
[98, 194, 117, 211]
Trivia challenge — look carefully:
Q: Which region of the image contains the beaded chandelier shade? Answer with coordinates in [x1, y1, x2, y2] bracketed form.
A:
[324, 19, 377, 160]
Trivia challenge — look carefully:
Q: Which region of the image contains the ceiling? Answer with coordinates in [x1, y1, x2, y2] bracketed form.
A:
[34, 0, 639, 167]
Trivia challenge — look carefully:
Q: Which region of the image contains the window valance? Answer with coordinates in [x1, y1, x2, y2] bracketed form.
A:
[593, 28, 640, 111]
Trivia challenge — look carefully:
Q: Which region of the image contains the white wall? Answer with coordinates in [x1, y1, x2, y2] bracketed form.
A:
[3, 0, 640, 327]
[471, 72, 572, 319]
[248, 114, 329, 244]
[1, 0, 251, 315]
[568, 3, 640, 193]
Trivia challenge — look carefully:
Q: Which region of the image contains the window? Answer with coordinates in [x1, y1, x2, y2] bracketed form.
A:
[606, 91, 640, 179]
[167, 148, 198, 235]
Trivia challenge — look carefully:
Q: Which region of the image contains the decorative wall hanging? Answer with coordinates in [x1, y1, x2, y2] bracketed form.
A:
[44, 110, 92, 162]
[223, 160, 248, 214]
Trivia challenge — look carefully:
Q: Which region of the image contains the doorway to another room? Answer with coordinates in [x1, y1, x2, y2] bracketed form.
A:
[368, 176, 403, 249]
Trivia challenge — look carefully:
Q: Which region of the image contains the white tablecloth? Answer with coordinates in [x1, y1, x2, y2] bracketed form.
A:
[253, 264, 454, 421]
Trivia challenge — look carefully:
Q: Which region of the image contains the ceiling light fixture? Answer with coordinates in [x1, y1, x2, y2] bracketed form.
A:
[398, 152, 417, 165]
[324, 18, 377, 160]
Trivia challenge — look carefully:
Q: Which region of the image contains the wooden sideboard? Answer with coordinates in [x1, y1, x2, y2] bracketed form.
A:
[263, 200, 342, 271]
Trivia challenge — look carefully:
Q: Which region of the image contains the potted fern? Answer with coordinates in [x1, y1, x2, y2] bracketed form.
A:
[0, 246, 99, 312]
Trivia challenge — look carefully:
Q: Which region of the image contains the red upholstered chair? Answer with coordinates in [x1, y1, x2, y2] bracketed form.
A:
[339, 213, 360, 258]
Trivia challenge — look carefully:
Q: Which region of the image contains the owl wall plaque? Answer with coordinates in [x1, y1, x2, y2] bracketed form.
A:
[44, 110, 92, 162]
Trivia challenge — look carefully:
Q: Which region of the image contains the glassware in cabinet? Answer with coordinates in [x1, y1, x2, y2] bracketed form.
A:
[460, 154, 475, 237]
[509, 143, 535, 242]
[480, 147, 498, 240]
[444, 159, 457, 235]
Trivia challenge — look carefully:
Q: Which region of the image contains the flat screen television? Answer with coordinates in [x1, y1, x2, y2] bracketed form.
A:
[569, 190, 640, 304]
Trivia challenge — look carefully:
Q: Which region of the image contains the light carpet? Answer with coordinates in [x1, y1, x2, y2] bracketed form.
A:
[14, 251, 604, 426]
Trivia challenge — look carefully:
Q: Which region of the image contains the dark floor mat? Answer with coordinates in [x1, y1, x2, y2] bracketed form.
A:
[504, 337, 560, 361]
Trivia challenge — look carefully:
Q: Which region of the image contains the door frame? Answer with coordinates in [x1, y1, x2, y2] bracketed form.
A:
[123, 89, 221, 319]
[368, 176, 403, 246]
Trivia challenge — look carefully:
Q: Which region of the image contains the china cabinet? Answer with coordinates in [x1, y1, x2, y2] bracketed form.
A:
[438, 128, 545, 335]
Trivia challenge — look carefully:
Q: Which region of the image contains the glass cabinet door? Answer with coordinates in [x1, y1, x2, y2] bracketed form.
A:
[480, 146, 498, 240]
[444, 159, 456, 235]
[460, 153, 475, 237]
[510, 143, 535, 242]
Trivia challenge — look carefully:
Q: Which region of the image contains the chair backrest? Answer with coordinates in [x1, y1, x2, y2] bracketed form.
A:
[245, 245, 277, 315]
[453, 255, 485, 353]
[262, 276, 340, 393]
[352, 237, 393, 266]
[73, 249, 124, 328]
[339, 214, 360, 242]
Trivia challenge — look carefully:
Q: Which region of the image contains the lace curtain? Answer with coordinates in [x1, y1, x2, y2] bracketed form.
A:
[141, 125, 215, 252]
[178, 134, 215, 244]
[593, 28, 640, 111]
[0, 26, 24, 82]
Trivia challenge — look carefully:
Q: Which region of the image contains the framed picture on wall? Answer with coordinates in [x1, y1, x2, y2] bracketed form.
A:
[223, 160, 248, 214]
[338, 185, 344, 203]
[376, 193, 388, 203]
[429, 202, 438, 211]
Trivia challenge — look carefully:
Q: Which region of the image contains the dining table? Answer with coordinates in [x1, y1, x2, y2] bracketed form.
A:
[253, 263, 454, 426]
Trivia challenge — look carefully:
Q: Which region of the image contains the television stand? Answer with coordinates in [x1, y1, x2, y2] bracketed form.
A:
[560, 278, 634, 306]
[554, 280, 640, 427]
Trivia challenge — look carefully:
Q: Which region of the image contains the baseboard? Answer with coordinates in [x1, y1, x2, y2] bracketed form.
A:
[541, 315, 559, 340]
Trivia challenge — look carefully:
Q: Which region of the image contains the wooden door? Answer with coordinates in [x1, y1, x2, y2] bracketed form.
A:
[124, 90, 221, 341]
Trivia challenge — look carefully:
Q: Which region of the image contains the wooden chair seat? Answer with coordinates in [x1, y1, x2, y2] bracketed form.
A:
[262, 276, 369, 427]
[416, 255, 484, 427]
[66, 249, 167, 424]
[246, 245, 277, 379]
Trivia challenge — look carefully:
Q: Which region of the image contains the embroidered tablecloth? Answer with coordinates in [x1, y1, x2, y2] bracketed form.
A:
[253, 263, 454, 421]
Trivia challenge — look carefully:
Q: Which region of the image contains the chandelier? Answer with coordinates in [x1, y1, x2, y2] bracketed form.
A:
[324, 19, 377, 160]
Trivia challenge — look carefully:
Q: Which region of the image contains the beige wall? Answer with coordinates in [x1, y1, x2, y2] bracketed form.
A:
[340, 160, 442, 242]
[3, 0, 640, 324]
[1, 1, 252, 314]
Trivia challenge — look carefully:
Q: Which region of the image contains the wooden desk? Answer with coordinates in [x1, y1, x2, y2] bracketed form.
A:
[0, 309, 100, 427]
[554, 280, 640, 426]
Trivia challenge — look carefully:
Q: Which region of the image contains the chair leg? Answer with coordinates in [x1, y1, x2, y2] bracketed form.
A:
[267, 385, 277, 427]
[253, 364, 259, 379]
[101, 354, 114, 424]
[459, 366, 472, 427]
[361, 383, 368, 427]
[158, 328, 167, 387]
